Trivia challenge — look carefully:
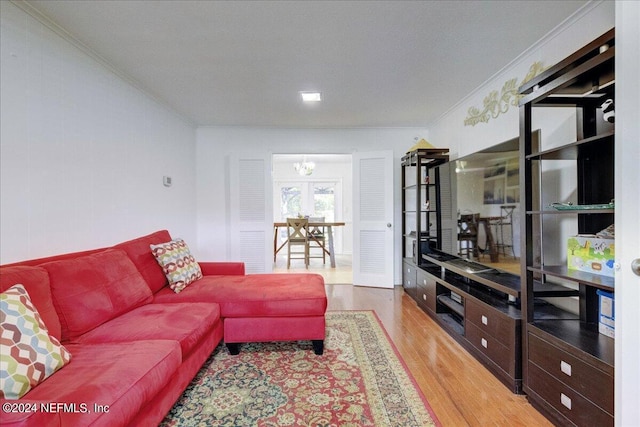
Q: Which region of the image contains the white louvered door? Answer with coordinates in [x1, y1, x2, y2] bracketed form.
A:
[229, 154, 273, 273]
[352, 151, 394, 288]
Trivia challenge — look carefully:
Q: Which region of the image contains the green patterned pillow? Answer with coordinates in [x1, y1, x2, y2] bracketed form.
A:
[150, 238, 203, 293]
[0, 284, 72, 399]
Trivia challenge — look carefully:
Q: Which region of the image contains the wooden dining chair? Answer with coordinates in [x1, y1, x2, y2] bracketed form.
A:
[308, 216, 327, 264]
[286, 218, 309, 268]
[458, 213, 480, 259]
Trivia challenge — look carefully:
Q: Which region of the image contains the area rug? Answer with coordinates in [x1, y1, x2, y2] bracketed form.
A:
[161, 311, 440, 427]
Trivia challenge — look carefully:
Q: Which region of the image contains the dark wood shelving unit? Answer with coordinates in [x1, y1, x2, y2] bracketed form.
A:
[401, 147, 449, 301]
[420, 250, 525, 393]
[519, 28, 615, 427]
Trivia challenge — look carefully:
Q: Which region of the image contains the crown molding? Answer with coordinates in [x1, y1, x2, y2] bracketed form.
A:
[9, 0, 195, 127]
[430, 0, 606, 128]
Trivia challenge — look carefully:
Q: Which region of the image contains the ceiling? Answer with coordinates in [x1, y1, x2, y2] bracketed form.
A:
[25, 0, 588, 128]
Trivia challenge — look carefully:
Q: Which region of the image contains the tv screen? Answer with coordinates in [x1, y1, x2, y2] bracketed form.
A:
[430, 132, 539, 276]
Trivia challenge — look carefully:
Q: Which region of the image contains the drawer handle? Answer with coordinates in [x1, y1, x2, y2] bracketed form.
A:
[422, 294, 427, 301]
[481, 338, 488, 348]
[561, 360, 572, 377]
[481, 315, 488, 325]
[561, 393, 572, 410]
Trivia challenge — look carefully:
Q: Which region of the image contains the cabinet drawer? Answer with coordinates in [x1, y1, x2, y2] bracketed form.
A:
[416, 271, 436, 312]
[403, 261, 417, 296]
[403, 261, 417, 283]
[465, 321, 513, 376]
[465, 298, 513, 345]
[416, 283, 435, 313]
[528, 362, 613, 427]
[416, 270, 436, 295]
[528, 333, 613, 414]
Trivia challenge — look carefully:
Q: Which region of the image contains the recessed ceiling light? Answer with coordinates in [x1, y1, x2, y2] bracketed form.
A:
[300, 91, 322, 102]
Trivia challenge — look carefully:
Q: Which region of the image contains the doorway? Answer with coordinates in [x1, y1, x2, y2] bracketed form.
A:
[272, 154, 352, 284]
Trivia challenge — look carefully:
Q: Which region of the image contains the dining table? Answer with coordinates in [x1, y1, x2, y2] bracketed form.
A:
[273, 221, 346, 268]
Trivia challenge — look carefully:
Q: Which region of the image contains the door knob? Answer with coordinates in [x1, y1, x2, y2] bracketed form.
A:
[387, 223, 392, 228]
[632, 258, 640, 277]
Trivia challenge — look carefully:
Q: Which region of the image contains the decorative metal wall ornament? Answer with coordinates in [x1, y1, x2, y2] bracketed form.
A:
[464, 62, 546, 126]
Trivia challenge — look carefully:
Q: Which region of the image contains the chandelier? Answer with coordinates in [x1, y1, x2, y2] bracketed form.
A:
[293, 159, 315, 176]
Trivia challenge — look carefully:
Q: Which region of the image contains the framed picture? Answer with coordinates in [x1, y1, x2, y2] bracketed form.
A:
[484, 161, 506, 179]
[484, 176, 505, 204]
[506, 158, 519, 187]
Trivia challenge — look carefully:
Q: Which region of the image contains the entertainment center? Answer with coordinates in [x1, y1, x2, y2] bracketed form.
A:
[402, 29, 615, 426]
[416, 250, 524, 393]
[402, 147, 530, 393]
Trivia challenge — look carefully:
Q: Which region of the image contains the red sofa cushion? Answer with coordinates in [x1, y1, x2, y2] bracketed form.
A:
[3, 340, 181, 427]
[198, 261, 245, 276]
[0, 248, 106, 268]
[113, 230, 172, 293]
[0, 266, 62, 341]
[41, 249, 153, 342]
[153, 273, 327, 318]
[72, 302, 221, 357]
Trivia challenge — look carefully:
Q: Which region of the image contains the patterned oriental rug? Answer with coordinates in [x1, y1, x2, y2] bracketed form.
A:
[161, 311, 440, 427]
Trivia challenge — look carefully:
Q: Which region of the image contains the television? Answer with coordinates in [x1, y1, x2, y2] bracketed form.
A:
[429, 131, 539, 276]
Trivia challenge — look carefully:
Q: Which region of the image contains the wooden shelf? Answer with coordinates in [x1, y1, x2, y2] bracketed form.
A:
[424, 251, 522, 298]
[519, 28, 615, 105]
[436, 313, 464, 335]
[437, 294, 465, 317]
[526, 131, 614, 161]
[519, 29, 615, 95]
[532, 280, 580, 298]
[528, 265, 614, 291]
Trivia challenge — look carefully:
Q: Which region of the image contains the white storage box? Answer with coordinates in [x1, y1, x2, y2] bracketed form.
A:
[597, 290, 614, 338]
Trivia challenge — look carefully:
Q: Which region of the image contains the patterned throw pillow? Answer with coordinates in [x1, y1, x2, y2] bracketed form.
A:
[0, 284, 72, 399]
[150, 238, 203, 293]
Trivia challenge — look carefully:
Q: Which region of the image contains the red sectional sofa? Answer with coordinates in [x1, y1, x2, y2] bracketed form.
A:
[0, 230, 327, 427]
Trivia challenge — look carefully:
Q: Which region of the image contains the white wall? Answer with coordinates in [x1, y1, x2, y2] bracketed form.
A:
[0, 2, 198, 263]
[196, 126, 431, 283]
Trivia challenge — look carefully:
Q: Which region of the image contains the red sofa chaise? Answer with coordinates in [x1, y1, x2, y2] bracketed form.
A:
[0, 230, 327, 427]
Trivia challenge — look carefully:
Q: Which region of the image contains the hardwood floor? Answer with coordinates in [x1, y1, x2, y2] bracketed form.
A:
[274, 253, 550, 425]
[273, 254, 353, 284]
[326, 284, 552, 427]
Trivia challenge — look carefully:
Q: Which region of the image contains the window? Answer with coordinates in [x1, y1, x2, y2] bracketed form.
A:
[277, 182, 336, 221]
[275, 181, 341, 254]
